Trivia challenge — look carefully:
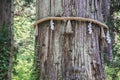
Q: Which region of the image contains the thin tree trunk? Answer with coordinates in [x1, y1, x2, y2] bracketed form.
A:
[35, 0, 109, 80]
[0, 0, 14, 80]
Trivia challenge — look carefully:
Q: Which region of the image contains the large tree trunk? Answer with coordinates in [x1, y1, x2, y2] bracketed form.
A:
[0, 0, 14, 80]
[35, 0, 109, 80]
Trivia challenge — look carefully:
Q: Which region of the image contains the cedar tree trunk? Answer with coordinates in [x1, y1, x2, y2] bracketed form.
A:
[34, 0, 110, 80]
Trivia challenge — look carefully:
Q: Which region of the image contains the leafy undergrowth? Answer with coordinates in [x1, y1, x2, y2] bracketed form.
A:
[105, 12, 120, 80]
[12, 0, 35, 80]
[12, 16, 35, 80]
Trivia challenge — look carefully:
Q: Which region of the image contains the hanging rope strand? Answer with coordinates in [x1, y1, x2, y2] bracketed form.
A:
[88, 22, 92, 34]
[50, 19, 54, 30]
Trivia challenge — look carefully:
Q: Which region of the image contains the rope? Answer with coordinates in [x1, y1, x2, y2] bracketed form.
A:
[33, 17, 108, 29]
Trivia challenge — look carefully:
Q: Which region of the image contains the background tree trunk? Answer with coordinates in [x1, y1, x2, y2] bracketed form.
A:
[35, 0, 109, 80]
[0, 0, 14, 80]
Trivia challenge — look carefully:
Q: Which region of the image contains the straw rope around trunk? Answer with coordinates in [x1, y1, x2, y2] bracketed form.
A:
[33, 17, 108, 29]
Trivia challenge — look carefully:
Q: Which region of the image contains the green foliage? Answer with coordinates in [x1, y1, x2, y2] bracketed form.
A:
[0, 25, 11, 79]
[105, 12, 120, 80]
[12, 16, 34, 80]
[12, 0, 36, 80]
[104, 0, 120, 80]
[113, 13, 120, 32]
[25, 0, 33, 3]
[111, 0, 120, 12]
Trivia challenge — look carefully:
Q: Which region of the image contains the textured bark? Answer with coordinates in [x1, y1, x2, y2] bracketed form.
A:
[35, 0, 109, 80]
[0, 0, 14, 80]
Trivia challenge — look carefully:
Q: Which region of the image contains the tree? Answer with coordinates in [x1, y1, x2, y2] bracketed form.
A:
[0, 0, 14, 80]
[34, 0, 111, 80]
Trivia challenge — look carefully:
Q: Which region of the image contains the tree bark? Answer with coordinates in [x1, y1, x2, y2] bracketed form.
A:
[35, 0, 109, 80]
[0, 0, 14, 80]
